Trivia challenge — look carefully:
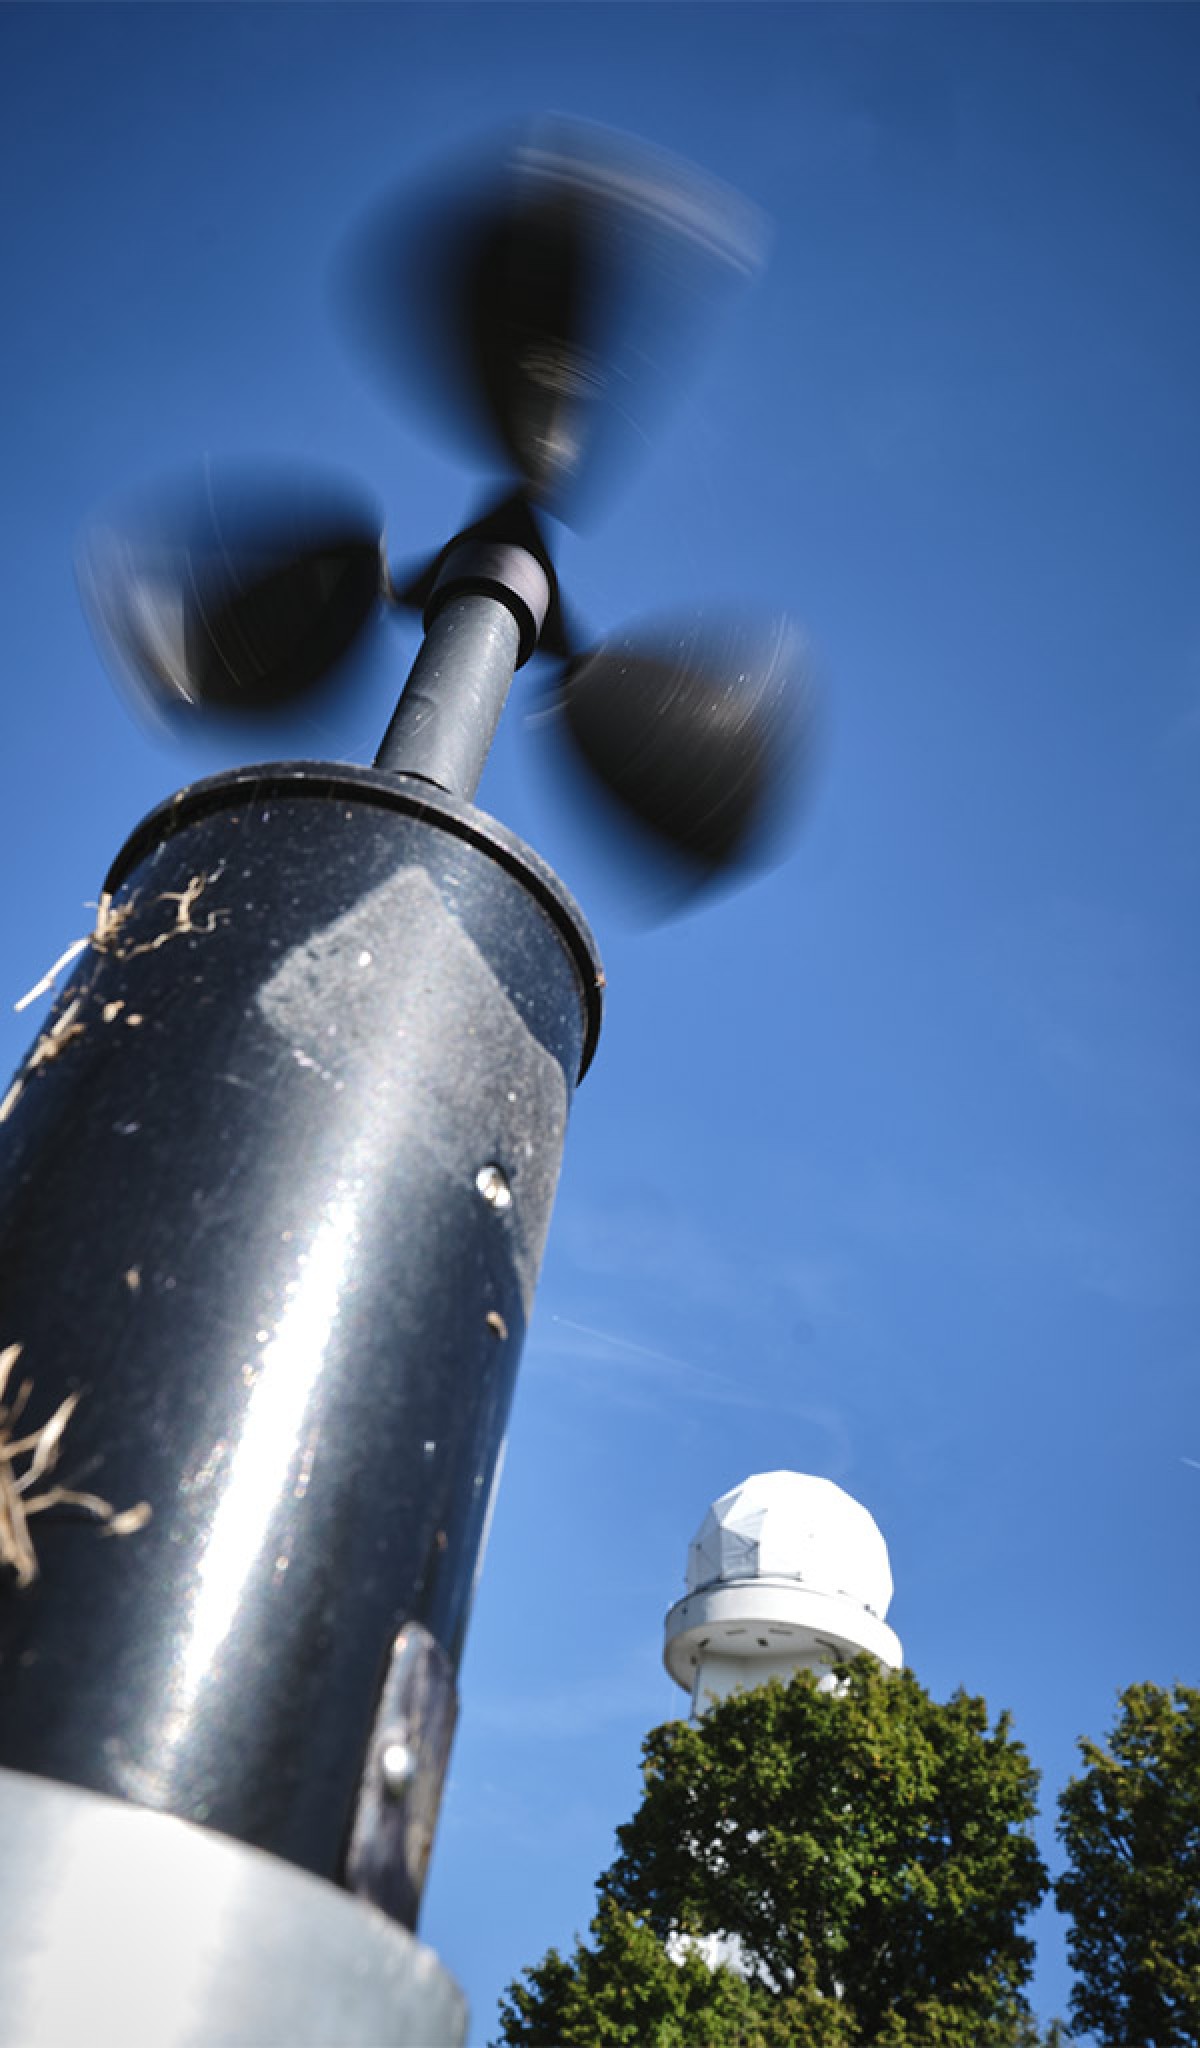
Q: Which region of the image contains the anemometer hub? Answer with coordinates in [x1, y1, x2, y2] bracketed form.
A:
[425, 535, 550, 666]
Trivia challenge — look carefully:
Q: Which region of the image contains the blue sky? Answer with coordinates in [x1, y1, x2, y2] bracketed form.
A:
[2, 4, 1198, 2038]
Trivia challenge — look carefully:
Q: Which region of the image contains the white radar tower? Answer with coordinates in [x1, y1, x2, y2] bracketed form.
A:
[663, 1470, 902, 1715]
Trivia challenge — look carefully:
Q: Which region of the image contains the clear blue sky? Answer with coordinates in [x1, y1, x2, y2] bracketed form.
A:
[2, 5, 1198, 2039]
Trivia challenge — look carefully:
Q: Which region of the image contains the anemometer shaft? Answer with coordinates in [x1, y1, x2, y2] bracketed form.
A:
[376, 537, 551, 797]
[377, 592, 521, 797]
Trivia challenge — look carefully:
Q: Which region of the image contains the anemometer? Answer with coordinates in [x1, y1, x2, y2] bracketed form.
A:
[0, 121, 807, 2045]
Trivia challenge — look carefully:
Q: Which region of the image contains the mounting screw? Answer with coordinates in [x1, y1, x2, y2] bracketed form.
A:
[381, 1741, 415, 1798]
[475, 1164, 512, 1210]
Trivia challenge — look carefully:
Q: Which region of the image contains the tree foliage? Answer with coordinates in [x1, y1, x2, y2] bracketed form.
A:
[495, 1895, 850, 2047]
[495, 1660, 1051, 2046]
[1056, 1681, 1200, 2047]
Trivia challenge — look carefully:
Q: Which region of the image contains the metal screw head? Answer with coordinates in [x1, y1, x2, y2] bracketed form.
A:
[475, 1164, 512, 1210]
[381, 1741, 415, 1798]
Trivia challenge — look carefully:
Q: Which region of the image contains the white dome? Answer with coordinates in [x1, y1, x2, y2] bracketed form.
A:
[685, 1470, 894, 1621]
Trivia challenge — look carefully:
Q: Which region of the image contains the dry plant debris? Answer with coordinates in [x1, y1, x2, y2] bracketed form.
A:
[12, 863, 227, 1015]
[1, 866, 229, 1128]
[0, 1342, 151, 1591]
[0, 998, 88, 1125]
[116, 866, 228, 960]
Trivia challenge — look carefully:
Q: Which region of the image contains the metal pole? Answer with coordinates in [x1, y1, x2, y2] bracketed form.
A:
[0, 751, 602, 2042]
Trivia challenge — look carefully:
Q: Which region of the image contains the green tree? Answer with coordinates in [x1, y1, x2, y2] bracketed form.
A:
[1056, 1681, 1200, 2046]
[496, 1895, 851, 2047]
[496, 1660, 1051, 2046]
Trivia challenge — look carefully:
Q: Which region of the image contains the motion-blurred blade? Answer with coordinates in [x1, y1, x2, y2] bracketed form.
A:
[554, 615, 812, 876]
[78, 464, 384, 722]
[338, 119, 767, 523]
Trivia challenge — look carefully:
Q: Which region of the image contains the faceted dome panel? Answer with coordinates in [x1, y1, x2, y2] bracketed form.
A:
[684, 1470, 894, 1619]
